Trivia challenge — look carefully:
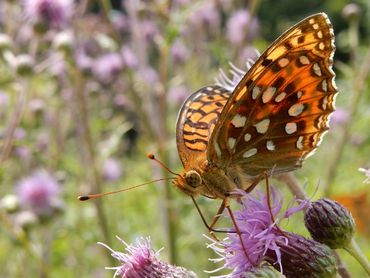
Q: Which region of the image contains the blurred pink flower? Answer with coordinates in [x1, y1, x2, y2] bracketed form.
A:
[0, 91, 9, 108]
[120, 46, 138, 69]
[188, 3, 220, 31]
[227, 10, 259, 44]
[92, 53, 124, 84]
[167, 85, 189, 105]
[330, 107, 350, 126]
[17, 171, 61, 216]
[171, 39, 190, 64]
[103, 158, 122, 182]
[23, 0, 74, 28]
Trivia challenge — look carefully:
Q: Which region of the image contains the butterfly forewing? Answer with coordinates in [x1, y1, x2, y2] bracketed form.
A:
[208, 13, 337, 176]
[176, 86, 230, 169]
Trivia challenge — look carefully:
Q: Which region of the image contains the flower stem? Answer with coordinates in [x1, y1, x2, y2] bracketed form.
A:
[344, 238, 370, 275]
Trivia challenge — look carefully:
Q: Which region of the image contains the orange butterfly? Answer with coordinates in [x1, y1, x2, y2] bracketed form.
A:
[173, 13, 337, 225]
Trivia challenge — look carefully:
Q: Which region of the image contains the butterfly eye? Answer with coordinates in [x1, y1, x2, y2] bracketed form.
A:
[185, 170, 202, 188]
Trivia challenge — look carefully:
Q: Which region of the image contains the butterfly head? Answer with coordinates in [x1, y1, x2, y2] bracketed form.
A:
[173, 170, 204, 196]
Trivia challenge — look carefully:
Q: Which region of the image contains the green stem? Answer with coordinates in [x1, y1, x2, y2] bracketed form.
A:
[344, 238, 370, 275]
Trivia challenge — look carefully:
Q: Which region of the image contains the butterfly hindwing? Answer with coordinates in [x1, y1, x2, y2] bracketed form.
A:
[176, 86, 231, 170]
[208, 13, 337, 176]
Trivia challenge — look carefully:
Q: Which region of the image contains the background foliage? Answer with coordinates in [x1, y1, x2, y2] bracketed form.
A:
[0, 0, 369, 277]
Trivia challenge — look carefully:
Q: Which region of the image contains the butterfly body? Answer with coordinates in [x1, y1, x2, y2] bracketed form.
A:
[174, 13, 337, 200]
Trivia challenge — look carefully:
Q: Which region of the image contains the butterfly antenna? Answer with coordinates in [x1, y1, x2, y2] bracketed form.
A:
[78, 178, 175, 201]
[147, 153, 181, 177]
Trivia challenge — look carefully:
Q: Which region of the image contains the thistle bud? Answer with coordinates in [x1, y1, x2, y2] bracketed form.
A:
[304, 198, 355, 249]
[265, 232, 337, 278]
[13, 54, 34, 76]
[244, 265, 281, 278]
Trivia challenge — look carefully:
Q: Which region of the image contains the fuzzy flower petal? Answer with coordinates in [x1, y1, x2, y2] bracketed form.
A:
[208, 187, 308, 277]
[99, 236, 197, 278]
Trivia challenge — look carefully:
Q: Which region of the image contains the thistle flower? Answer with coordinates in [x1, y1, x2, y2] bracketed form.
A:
[102, 158, 122, 182]
[304, 198, 355, 249]
[23, 0, 74, 30]
[171, 39, 190, 64]
[120, 46, 138, 70]
[226, 10, 259, 44]
[17, 170, 62, 217]
[92, 53, 124, 84]
[99, 236, 197, 277]
[207, 188, 309, 277]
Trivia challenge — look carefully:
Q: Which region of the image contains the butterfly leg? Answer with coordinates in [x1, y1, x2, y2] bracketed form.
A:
[244, 172, 266, 193]
[225, 203, 254, 265]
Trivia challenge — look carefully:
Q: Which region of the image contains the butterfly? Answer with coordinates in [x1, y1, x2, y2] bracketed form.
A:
[173, 13, 337, 212]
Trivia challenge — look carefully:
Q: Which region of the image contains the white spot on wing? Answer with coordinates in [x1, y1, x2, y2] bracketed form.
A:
[285, 122, 297, 134]
[231, 114, 246, 128]
[244, 133, 251, 142]
[299, 55, 310, 65]
[243, 148, 257, 158]
[278, 58, 289, 68]
[313, 63, 322, 76]
[228, 137, 236, 151]
[254, 118, 270, 134]
[266, 140, 275, 151]
[252, 86, 261, 100]
[296, 136, 304, 150]
[275, 92, 287, 102]
[288, 103, 305, 117]
[322, 80, 328, 92]
[262, 87, 276, 103]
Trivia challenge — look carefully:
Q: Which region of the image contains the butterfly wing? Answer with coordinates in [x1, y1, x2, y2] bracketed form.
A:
[176, 86, 231, 170]
[208, 13, 337, 176]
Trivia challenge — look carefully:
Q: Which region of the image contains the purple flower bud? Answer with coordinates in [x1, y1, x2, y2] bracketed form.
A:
[99, 236, 197, 277]
[304, 198, 355, 249]
[265, 232, 338, 278]
[167, 85, 189, 105]
[120, 46, 138, 70]
[17, 170, 62, 217]
[92, 53, 124, 84]
[227, 10, 259, 44]
[23, 0, 74, 30]
[171, 39, 190, 64]
[342, 3, 362, 20]
[102, 158, 122, 182]
[12, 54, 34, 76]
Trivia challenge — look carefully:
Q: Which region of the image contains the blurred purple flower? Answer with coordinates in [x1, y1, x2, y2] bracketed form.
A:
[208, 188, 308, 277]
[103, 158, 122, 182]
[188, 3, 220, 31]
[167, 85, 189, 105]
[76, 51, 93, 74]
[139, 20, 159, 42]
[120, 46, 138, 69]
[113, 94, 129, 107]
[29, 98, 44, 112]
[227, 10, 259, 44]
[358, 167, 370, 184]
[171, 39, 190, 64]
[99, 236, 197, 277]
[17, 170, 61, 217]
[23, 0, 74, 28]
[14, 127, 26, 140]
[92, 53, 124, 84]
[138, 67, 159, 85]
[0, 91, 9, 108]
[330, 107, 350, 126]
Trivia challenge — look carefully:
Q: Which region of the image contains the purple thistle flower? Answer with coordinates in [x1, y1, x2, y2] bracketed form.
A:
[226, 10, 259, 45]
[171, 39, 190, 64]
[167, 85, 189, 105]
[99, 236, 197, 277]
[120, 46, 138, 70]
[17, 170, 62, 217]
[330, 107, 350, 126]
[92, 53, 124, 84]
[23, 0, 74, 29]
[188, 3, 220, 30]
[358, 167, 370, 184]
[102, 158, 122, 182]
[207, 188, 309, 277]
